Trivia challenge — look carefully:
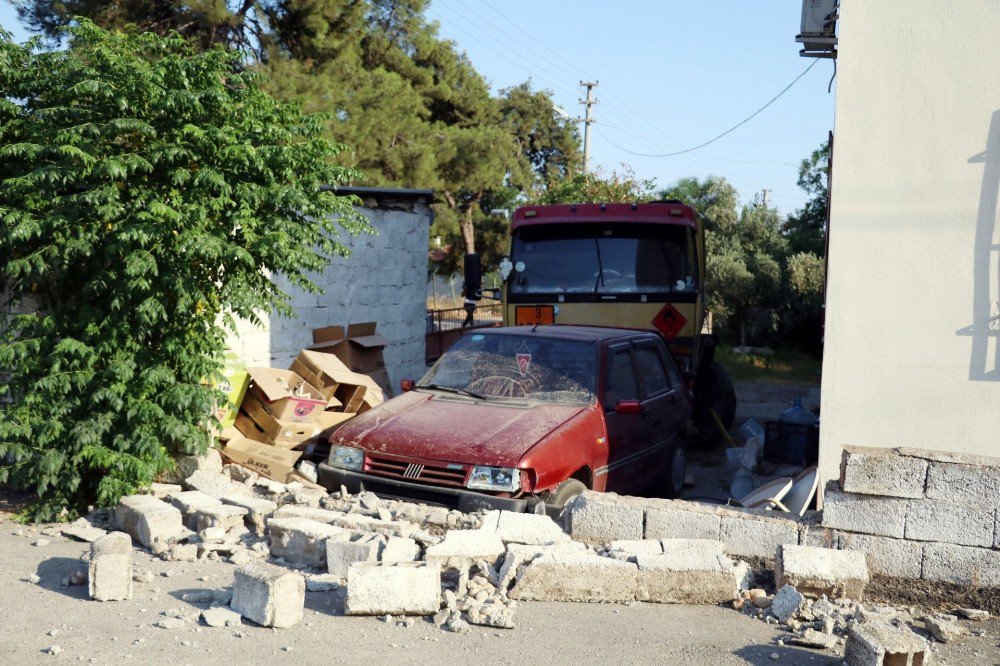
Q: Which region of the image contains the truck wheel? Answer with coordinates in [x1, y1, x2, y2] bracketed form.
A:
[650, 443, 686, 499]
[692, 359, 737, 448]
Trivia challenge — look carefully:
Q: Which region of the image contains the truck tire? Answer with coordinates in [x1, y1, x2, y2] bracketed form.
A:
[692, 359, 737, 448]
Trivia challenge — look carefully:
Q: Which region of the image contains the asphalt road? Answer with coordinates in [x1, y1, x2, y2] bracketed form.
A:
[2, 519, 998, 665]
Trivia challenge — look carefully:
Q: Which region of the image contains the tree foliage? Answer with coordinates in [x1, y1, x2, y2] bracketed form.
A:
[0, 22, 367, 519]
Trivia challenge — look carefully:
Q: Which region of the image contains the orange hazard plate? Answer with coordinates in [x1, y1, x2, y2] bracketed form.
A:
[515, 305, 555, 326]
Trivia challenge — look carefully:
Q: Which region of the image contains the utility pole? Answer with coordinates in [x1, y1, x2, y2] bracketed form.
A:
[579, 81, 598, 174]
[761, 188, 772, 207]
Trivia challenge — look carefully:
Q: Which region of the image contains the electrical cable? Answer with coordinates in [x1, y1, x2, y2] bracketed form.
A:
[605, 60, 819, 159]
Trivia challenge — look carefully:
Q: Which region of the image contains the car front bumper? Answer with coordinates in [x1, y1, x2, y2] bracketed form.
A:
[317, 463, 530, 513]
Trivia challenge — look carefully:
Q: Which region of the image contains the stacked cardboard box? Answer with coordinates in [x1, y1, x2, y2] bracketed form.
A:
[308, 322, 393, 400]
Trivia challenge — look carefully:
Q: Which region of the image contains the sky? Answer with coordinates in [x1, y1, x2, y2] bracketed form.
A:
[426, 0, 835, 215]
[0, 1, 835, 215]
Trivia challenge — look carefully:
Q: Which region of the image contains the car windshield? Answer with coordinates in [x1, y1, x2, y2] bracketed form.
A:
[509, 223, 696, 295]
[419, 333, 597, 404]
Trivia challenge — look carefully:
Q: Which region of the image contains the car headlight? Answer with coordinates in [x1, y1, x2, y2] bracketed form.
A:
[467, 466, 520, 492]
[328, 446, 364, 471]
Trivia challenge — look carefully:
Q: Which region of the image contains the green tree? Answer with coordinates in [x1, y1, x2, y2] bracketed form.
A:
[784, 139, 830, 256]
[534, 166, 657, 205]
[0, 22, 367, 520]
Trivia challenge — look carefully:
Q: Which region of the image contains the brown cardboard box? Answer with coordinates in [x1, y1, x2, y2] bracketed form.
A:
[310, 322, 388, 372]
[364, 367, 394, 400]
[314, 410, 356, 441]
[287, 349, 353, 406]
[247, 367, 327, 423]
[336, 374, 385, 413]
[222, 436, 302, 482]
[235, 393, 319, 449]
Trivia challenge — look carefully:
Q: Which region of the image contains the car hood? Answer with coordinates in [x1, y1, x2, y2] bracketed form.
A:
[330, 390, 587, 467]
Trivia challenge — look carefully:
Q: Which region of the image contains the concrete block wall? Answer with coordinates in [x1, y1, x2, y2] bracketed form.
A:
[821, 445, 1000, 584]
[225, 192, 432, 385]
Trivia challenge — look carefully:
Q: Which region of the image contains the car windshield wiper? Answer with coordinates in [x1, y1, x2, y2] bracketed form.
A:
[593, 237, 605, 294]
[415, 383, 488, 400]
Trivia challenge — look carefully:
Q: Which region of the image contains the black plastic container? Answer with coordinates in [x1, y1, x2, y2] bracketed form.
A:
[764, 421, 820, 465]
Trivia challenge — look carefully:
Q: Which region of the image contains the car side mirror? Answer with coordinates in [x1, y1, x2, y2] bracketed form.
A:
[400, 379, 415, 392]
[614, 399, 642, 415]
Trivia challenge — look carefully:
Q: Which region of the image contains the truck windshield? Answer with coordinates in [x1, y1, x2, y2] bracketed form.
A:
[419, 333, 597, 404]
[509, 223, 695, 296]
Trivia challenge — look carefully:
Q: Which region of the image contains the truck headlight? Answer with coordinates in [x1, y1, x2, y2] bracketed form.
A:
[328, 446, 364, 471]
[467, 466, 520, 492]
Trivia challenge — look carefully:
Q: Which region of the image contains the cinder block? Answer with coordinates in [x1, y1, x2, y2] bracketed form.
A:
[231, 563, 305, 628]
[844, 623, 931, 666]
[222, 495, 278, 534]
[509, 552, 638, 603]
[836, 532, 924, 579]
[169, 490, 222, 530]
[268, 518, 347, 568]
[564, 492, 644, 542]
[113, 495, 185, 547]
[644, 503, 722, 541]
[799, 522, 837, 549]
[636, 539, 747, 604]
[926, 461, 1000, 507]
[192, 505, 249, 535]
[272, 505, 344, 524]
[605, 539, 663, 562]
[424, 529, 505, 565]
[344, 563, 441, 615]
[489, 511, 571, 545]
[327, 537, 381, 577]
[719, 514, 799, 559]
[922, 542, 1000, 587]
[775, 544, 869, 599]
[821, 484, 908, 538]
[88, 532, 133, 601]
[840, 446, 928, 499]
[905, 498, 994, 547]
[380, 536, 420, 563]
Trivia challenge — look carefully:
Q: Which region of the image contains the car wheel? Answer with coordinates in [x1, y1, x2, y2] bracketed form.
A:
[547, 478, 588, 507]
[653, 443, 686, 499]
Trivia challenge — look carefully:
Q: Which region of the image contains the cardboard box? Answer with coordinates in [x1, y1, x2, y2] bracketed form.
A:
[222, 436, 302, 482]
[314, 410, 356, 440]
[213, 350, 250, 428]
[287, 349, 351, 406]
[235, 393, 319, 449]
[364, 367, 394, 400]
[336, 374, 385, 414]
[310, 322, 388, 372]
[247, 367, 326, 423]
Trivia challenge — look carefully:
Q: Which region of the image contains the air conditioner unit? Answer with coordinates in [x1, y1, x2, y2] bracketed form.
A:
[796, 0, 838, 58]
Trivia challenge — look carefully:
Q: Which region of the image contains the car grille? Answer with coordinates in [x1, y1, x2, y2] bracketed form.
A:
[364, 452, 469, 488]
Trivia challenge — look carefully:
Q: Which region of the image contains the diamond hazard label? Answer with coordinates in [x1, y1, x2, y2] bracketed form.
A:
[652, 303, 687, 340]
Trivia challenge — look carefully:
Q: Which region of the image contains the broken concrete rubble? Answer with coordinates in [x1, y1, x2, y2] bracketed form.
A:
[635, 539, 750, 604]
[775, 544, 869, 600]
[769, 585, 805, 623]
[230, 563, 305, 628]
[113, 495, 186, 548]
[88, 531, 133, 601]
[843, 622, 931, 666]
[344, 563, 441, 616]
[509, 552, 638, 603]
[268, 518, 347, 568]
[424, 529, 505, 565]
[326, 536, 382, 578]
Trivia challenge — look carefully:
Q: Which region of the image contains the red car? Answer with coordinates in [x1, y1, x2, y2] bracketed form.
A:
[317, 326, 692, 514]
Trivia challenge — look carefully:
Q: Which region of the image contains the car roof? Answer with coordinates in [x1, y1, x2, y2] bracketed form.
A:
[471, 325, 657, 344]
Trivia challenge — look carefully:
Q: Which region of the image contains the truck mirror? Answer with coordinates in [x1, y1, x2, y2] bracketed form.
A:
[464, 253, 482, 301]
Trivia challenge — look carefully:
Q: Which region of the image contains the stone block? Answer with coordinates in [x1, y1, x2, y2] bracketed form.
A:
[175, 448, 223, 480]
[184, 469, 252, 499]
[836, 532, 924, 579]
[113, 495, 185, 547]
[844, 622, 931, 666]
[719, 514, 799, 559]
[840, 446, 928, 499]
[344, 563, 441, 615]
[268, 518, 348, 568]
[821, 484, 908, 538]
[331, 514, 415, 538]
[905, 498, 995, 547]
[272, 505, 344, 524]
[644, 504, 721, 541]
[169, 491, 222, 530]
[221, 495, 278, 534]
[380, 536, 420, 563]
[770, 584, 804, 622]
[327, 537, 382, 577]
[230, 563, 305, 628]
[192, 505, 249, 535]
[798, 522, 837, 549]
[564, 492, 644, 542]
[424, 529, 505, 565]
[925, 461, 1000, 507]
[775, 543, 869, 599]
[147, 483, 182, 499]
[509, 553, 638, 603]
[635, 539, 746, 604]
[605, 539, 663, 562]
[88, 532, 133, 601]
[922, 542, 1000, 587]
[489, 510, 571, 545]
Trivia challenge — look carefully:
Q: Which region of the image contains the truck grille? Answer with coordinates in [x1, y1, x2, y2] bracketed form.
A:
[364, 453, 469, 488]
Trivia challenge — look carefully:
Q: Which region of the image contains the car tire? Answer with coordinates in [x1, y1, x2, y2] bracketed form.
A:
[651, 443, 686, 499]
[547, 478, 588, 508]
[691, 359, 737, 448]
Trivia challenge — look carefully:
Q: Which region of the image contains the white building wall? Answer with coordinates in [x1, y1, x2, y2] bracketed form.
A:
[819, 1, 1000, 485]
[225, 199, 432, 386]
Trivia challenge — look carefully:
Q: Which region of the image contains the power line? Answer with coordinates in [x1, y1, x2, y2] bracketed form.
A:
[607, 60, 819, 158]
